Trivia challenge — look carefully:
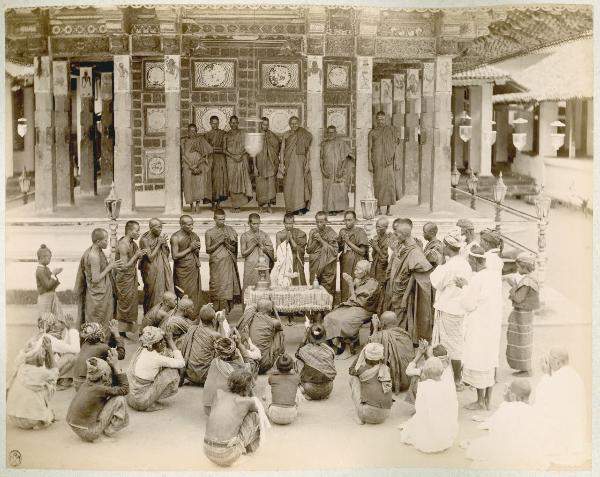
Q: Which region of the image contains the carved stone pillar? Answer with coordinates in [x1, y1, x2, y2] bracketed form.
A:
[419, 62, 435, 205]
[53, 61, 73, 206]
[100, 73, 114, 185]
[113, 55, 135, 213]
[430, 56, 453, 211]
[469, 83, 493, 176]
[355, 56, 373, 217]
[404, 68, 420, 196]
[164, 54, 182, 215]
[392, 73, 406, 198]
[23, 85, 36, 171]
[452, 87, 466, 169]
[79, 66, 95, 195]
[34, 56, 57, 214]
[307, 54, 323, 213]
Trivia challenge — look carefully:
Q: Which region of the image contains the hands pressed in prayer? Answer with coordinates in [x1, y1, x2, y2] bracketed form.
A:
[191, 240, 202, 251]
[371, 315, 381, 331]
[52, 267, 63, 276]
[342, 272, 353, 283]
[109, 319, 119, 337]
[215, 310, 226, 324]
[454, 277, 468, 288]
[42, 335, 52, 351]
[158, 234, 169, 245]
[106, 348, 119, 367]
[64, 313, 75, 329]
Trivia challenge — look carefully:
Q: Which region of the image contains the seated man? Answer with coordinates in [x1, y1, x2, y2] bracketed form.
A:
[140, 291, 178, 333]
[74, 320, 125, 390]
[126, 327, 185, 412]
[66, 350, 129, 442]
[369, 311, 415, 394]
[204, 369, 269, 467]
[348, 342, 393, 425]
[7, 336, 59, 430]
[296, 324, 337, 400]
[236, 299, 285, 374]
[399, 357, 458, 453]
[161, 295, 196, 348]
[179, 304, 226, 385]
[264, 354, 302, 425]
[41, 312, 80, 390]
[203, 337, 250, 416]
[323, 260, 379, 359]
[405, 340, 454, 405]
[463, 379, 549, 470]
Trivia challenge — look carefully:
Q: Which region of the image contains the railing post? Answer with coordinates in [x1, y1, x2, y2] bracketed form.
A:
[495, 204, 502, 234]
[536, 217, 548, 307]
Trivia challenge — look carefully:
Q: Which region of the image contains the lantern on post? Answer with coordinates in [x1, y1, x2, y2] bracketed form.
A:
[244, 117, 264, 177]
[18, 166, 31, 204]
[450, 165, 460, 200]
[492, 171, 508, 233]
[466, 171, 479, 210]
[512, 117, 528, 151]
[17, 117, 28, 138]
[534, 186, 551, 307]
[550, 120, 566, 152]
[104, 182, 122, 262]
[458, 110, 472, 143]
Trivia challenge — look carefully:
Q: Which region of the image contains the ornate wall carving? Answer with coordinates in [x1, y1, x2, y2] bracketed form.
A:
[109, 35, 129, 54]
[51, 37, 109, 56]
[375, 38, 436, 59]
[193, 105, 235, 133]
[325, 106, 349, 136]
[325, 35, 354, 57]
[307, 36, 324, 55]
[356, 36, 376, 56]
[192, 60, 236, 90]
[144, 106, 167, 135]
[145, 148, 166, 180]
[143, 61, 165, 90]
[260, 60, 301, 90]
[259, 105, 302, 135]
[327, 7, 354, 35]
[132, 35, 162, 54]
[324, 60, 351, 91]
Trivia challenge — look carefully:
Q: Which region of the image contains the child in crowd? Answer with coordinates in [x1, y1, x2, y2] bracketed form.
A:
[405, 339, 454, 406]
[264, 354, 302, 425]
[36, 244, 64, 321]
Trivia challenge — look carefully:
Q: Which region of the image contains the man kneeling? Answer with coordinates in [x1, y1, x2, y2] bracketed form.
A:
[66, 350, 129, 442]
[127, 326, 185, 412]
[264, 354, 302, 425]
[204, 369, 269, 467]
[348, 343, 393, 425]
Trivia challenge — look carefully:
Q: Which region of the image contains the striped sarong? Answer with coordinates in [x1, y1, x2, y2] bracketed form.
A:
[506, 308, 533, 372]
[203, 412, 260, 467]
[462, 368, 495, 389]
[432, 310, 465, 361]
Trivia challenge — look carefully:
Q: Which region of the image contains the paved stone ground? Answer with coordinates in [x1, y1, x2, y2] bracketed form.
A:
[4, 305, 592, 473]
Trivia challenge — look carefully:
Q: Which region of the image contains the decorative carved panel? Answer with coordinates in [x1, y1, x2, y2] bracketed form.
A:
[132, 35, 162, 54]
[51, 36, 109, 56]
[259, 105, 302, 135]
[324, 60, 352, 91]
[143, 61, 165, 90]
[327, 7, 354, 35]
[192, 60, 236, 90]
[325, 106, 350, 137]
[145, 148, 166, 180]
[109, 35, 129, 54]
[145, 107, 166, 135]
[307, 36, 324, 56]
[357, 36, 376, 56]
[325, 35, 354, 57]
[375, 38, 436, 59]
[259, 60, 301, 91]
[51, 23, 108, 35]
[193, 105, 235, 133]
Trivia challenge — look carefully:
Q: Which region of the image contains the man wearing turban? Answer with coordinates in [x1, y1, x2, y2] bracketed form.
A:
[480, 228, 504, 275]
[430, 228, 472, 390]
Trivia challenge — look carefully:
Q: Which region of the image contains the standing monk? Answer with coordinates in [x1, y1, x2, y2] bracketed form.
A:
[240, 213, 274, 292]
[255, 117, 280, 213]
[171, 215, 203, 316]
[223, 116, 253, 212]
[368, 111, 401, 215]
[275, 213, 307, 286]
[204, 115, 228, 209]
[383, 222, 433, 344]
[370, 217, 392, 285]
[115, 221, 147, 338]
[306, 211, 338, 298]
[139, 218, 174, 314]
[423, 222, 444, 268]
[74, 229, 123, 329]
[338, 210, 369, 303]
[206, 208, 241, 312]
[321, 126, 352, 215]
[280, 116, 312, 215]
[181, 123, 213, 213]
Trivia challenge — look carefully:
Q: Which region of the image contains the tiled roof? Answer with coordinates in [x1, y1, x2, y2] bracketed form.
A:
[452, 65, 512, 84]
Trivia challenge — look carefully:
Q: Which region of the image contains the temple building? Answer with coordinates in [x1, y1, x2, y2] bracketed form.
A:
[4, 4, 593, 216]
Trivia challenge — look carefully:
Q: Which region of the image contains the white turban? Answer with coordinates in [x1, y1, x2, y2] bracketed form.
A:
[443, 228, 466, 249]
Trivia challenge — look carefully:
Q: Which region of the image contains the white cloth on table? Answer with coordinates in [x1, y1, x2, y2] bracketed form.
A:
[460, 268, 503, 371]
[132, 348, 185, 381]
[430, 254, 472, 316]
[270, 241, 295, 288]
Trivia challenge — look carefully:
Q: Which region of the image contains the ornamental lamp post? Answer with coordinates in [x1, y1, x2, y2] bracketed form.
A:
[466, 171, 478, 210]
[492, 171, 508, 233]
[512, 117, 528, 151]
[18, 166, 31, 204]
[17, 117, 28, 138]
[534, 186, 551, 308]
[549, 120, 566, 152]
[457, 111, 473, 174]
[104, 182, 122, 262]
[450, 165, 461, 200]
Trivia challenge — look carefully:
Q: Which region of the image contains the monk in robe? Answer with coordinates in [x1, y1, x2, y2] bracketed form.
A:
[369, 311, 414, 394]
[237, 300, 285, 374]
[321, 125, 352, 215]
[324, 260, 379, 359]
[306, 211, 338, 298]
[206, 208, 241, 312]
[204, 115, 228, 209]
[370, 217, 392, 285]
[179, 304, 226, 385]
[275, 213, 307, 286]
[255, 117, 280, 213]
[161, 295, 196, 349]
[383, 222, 433, 344]
[368, 111, 401, 216]
[423, 222, 444, 268]
[338, 210, 369, 303]
[280, 116, 312, 215]
[139, 218, 174, 314]
[74, 228, 123, 329]
[140, 291, 177, 333]
[115, 221, 146, 338]
[223, 115, 253, 212]
[170, 215, 203, 317]
[181, 123, 213, 212]
[240, 213, 274, 292]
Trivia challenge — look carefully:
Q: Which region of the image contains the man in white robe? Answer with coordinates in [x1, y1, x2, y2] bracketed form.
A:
[534, 347, 589, 466]
[479, 228, 503, 275]
[457, 219, 477, 258]
[430, 229, 471, 389]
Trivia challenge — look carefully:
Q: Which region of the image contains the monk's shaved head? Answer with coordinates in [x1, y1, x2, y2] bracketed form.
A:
[423, 222, 438, 234]
[257, 298, 273, 313]
[180, 215, 193, 225]
[162, 291, 177, 308]
[549, 346, 569, 370]
[396, 222, 412, 237]
[380, 311, 399, 328]
[376, 217, 389, 228]
[149, 217, 162, 227]
[509, 379, 532, 402]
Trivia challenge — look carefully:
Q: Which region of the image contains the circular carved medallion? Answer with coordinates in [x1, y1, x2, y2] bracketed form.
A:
[268, 65, 292, 88]
[328, 66, 348, 88]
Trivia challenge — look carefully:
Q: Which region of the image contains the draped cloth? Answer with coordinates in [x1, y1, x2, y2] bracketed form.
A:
[368, 125, 400, 207]
[306, 226, 338, 298]
[74, 246, 115, 329]
[321, 137, 351, 213]
[7, 364, 58, 425]
[270, 241, 295, 288]
[240, 230, 274, 292]
[369, 327, 415, 393]
[383, 239, 433, 344]
[224, 129, 253, 208]
[181, 134, 213, 204]
[171, 230, 203, 317]
[237, 305, 285, 373]
[282, 127, 312, 213]
[256, 130, 281, 206]
[206, 225, 241, 303]
[139, 231, 174, 314]
[423, 239, 444, 268]
[179, 324, 222, 385]
[370, 233, 392, 284]
[297, 343, 337, 381]
[204, 129, 228, 202]
[115, 238, 140, 327]
[338, 227, 369, 303]
[275, 228, 307, 286]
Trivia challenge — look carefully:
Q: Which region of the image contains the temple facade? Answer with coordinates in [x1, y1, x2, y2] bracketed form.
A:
[5, 4, 592, 216]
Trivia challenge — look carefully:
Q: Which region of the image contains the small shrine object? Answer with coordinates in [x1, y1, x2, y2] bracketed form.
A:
[255, 254, 271, 290]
